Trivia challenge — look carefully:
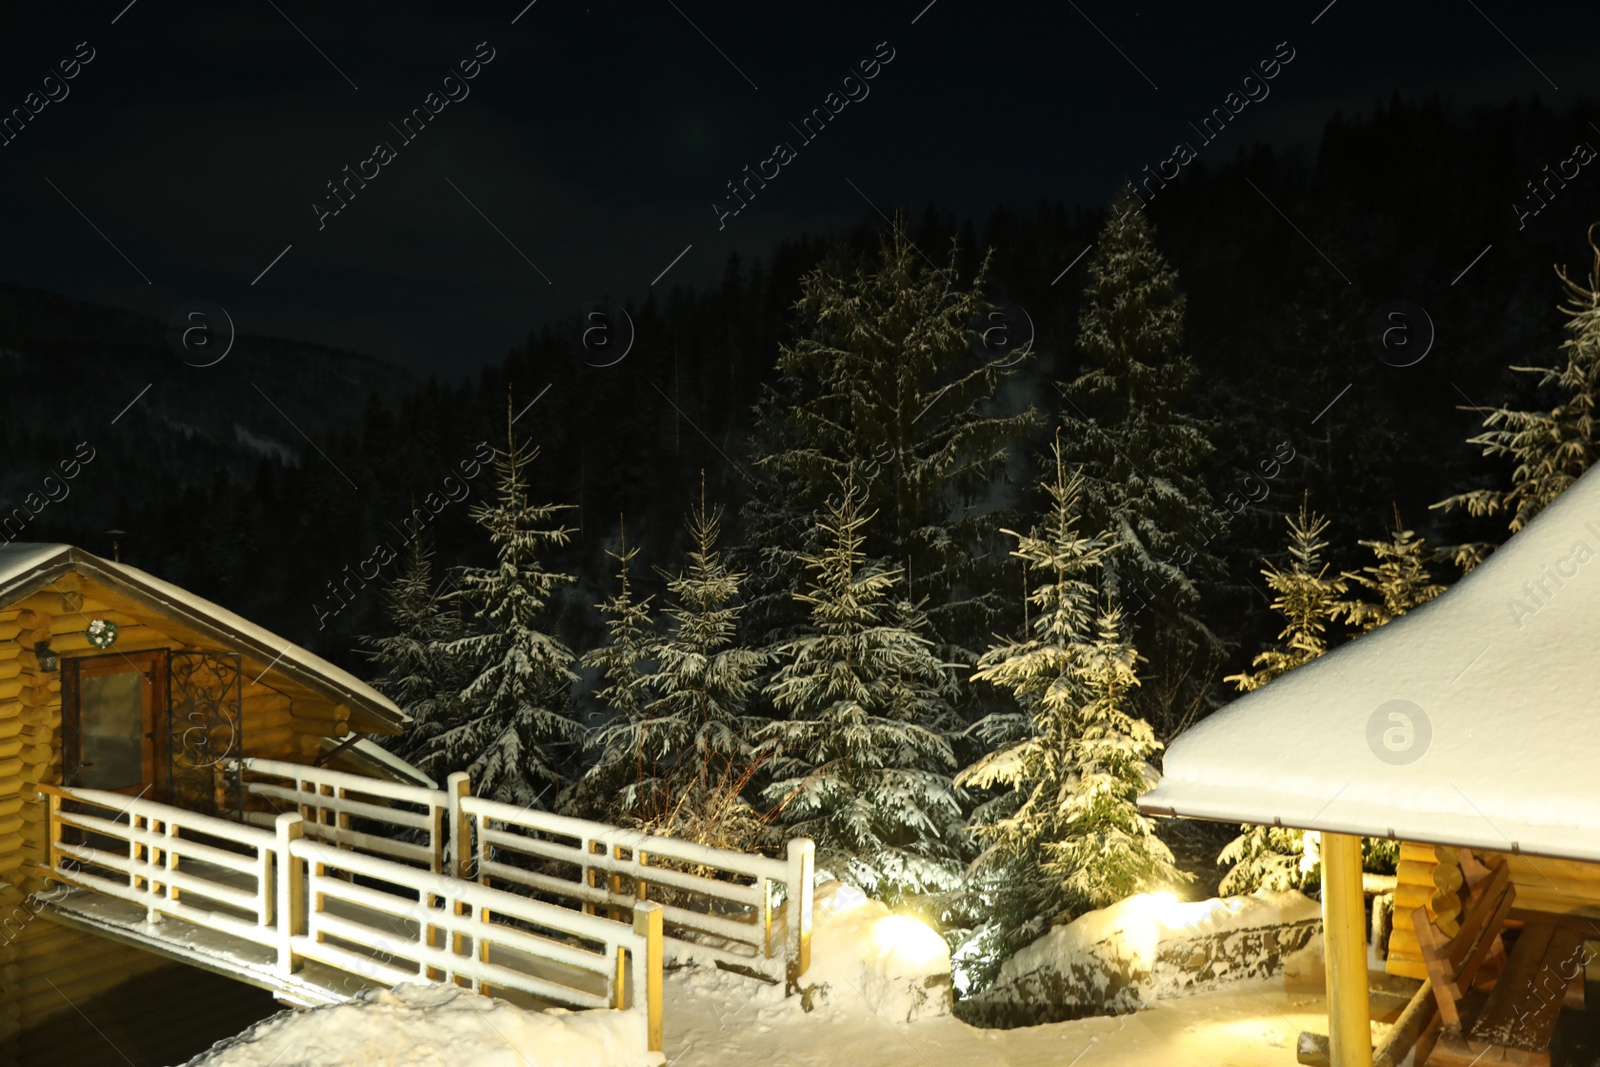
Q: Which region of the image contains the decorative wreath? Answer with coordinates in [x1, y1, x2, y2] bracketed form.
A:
[86, 618, 119, 649]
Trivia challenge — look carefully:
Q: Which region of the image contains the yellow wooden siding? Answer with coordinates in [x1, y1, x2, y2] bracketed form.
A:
[0, 578, 358, 1053]
[1387, 839, 1600, 980]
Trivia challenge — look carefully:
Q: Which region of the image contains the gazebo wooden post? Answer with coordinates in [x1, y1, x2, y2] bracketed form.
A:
[1323, 831, 1372, 1067]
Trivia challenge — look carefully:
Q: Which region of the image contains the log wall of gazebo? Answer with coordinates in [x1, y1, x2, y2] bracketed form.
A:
[1387, 840, 1600, 980]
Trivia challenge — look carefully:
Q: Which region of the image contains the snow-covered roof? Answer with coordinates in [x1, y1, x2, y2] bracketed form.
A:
[1140, 464, 1600, 864]
[320, 734, 438, 789]
[0, 543, 406, 733]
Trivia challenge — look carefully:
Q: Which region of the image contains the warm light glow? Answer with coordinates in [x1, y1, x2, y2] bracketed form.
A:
[870, 914, 949, 967]
[1135, 890, 1203, 930]
[817, 883, 868, 918]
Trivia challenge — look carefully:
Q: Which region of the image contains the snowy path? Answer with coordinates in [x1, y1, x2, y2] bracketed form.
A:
[661, 967, 1328, 1067]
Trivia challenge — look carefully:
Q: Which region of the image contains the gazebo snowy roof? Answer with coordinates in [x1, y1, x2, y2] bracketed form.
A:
[1140, 465, 1600, 864]
[0, 543, 408, 734]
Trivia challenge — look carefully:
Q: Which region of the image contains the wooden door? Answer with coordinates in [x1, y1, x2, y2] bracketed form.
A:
[67, 650, 169, 798]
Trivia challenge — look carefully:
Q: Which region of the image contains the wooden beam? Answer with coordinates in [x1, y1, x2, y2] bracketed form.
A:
[1324, 831, 1374, 1067]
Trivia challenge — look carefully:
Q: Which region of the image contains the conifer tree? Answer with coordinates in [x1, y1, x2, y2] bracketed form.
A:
[642, 488, 765, 782]
[1219, 501, 1344, 893]
[953, 440, 1176, 989]
[1061, 190, 1225, 737]
[1436, 227, 1600, 538]
[360, 534, 456, 768]
[429, 406, 581, 806]
[756, 475, 967, 898]
[740, 221, 1036, 671]
[578, 521, 657, 806]
[1339, 510, 1447, 633]
[590, 487, 767, 845]
[1225, 500, 1347, 693]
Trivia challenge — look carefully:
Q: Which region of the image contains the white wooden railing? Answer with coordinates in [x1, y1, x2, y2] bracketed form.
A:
[459, 792, 814, 985]
[221, 758, 816, 985]
[292, 838, 660, 1022]
[222, 757, 449, 871]
[40, 783, 281, 949]
[38, 783, 665, 1054]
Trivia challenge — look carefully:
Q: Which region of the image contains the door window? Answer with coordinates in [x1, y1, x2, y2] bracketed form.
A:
[81, 669, 146, 791]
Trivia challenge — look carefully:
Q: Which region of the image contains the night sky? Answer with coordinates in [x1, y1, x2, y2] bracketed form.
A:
[1, 0, 1595, 379]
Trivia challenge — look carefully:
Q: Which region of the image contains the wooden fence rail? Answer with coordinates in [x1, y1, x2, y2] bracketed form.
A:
[39, 784, 666, 1054]
[40, 783, 279, 949]
[221, 756, 449, 871]
[223, 759, 815, 985]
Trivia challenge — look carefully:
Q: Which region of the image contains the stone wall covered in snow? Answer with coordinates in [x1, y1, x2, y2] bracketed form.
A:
[957, 890, 1321, 1029]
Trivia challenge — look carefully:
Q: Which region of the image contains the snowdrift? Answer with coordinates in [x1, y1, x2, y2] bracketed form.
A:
[792, 882, 954, 1023]
[183, 983, 657, 1067]
[959, 889, 1321, 1028]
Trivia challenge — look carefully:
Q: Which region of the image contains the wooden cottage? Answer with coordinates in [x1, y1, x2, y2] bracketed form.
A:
[0, 543, 416, 1059]
[1141, 465, 1600, 1067]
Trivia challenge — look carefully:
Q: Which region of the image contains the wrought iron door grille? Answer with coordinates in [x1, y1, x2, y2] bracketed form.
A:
[167, 650, 243, 816]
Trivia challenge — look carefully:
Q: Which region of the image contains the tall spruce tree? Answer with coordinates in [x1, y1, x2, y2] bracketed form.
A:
[756, 475, 967, 898]
[360, 534, 456, 768]
[606, 488, 768, 845]
[430, 408, 581, 806]
[577, 521, 658, 810]
[1219, 501, 1344, 893]
[1061, 191, 1225, 739]
[1436, 227, 1600, 540]
[739, 221, 1036, 675]
[953, 440, 1176, 990]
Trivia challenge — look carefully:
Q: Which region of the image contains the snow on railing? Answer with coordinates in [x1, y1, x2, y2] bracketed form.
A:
[221, 757, 449, 871]
[217, 759, 815, 985]
[287, 829, 662, 1037]
[457, 789, 815, 986]
[39, 783, 279, 949]
[38, 785, 665, 1055]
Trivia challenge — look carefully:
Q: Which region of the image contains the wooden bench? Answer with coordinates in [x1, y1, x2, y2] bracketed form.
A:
[1416, 850, 1587, 1066]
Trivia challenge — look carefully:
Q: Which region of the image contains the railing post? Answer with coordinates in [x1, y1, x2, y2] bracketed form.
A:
[275, 812, 306, 977]
[632, 900, 664, 1054]
[785, 838, 814, 991]
[610, 844, 628, 921]
[445, 772, 470, 879]
[760, 876, 775, 959]
[45, 787, 62, 874]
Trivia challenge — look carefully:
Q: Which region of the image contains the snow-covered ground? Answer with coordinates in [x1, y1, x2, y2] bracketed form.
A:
[191, 885, 1331, 1067]
[664, 962, 1328, 1067]
[190, 968, 1329, 1067]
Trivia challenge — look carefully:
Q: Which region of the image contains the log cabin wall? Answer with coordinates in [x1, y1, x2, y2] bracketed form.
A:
[1386, 841, 1439, 979]
[0, 572, 363, 1057]
[1387, 839, 1600, 980]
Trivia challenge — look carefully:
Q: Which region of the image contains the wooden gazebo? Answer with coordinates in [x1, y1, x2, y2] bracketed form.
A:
[1140, 466, 1600, 1066]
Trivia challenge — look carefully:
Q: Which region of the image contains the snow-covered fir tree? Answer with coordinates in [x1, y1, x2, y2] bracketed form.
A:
[756, 474, 967, 899]
[588, 488, 767, 846]
[1224, 500, 1346, 693]
[1339, 511, 1447, 633]
[1061, 190, 1225, 738]
[428, 410, 581, 806]
[1219, 501, 1344, 893]
[359, 534, 460, 768]
[575, 521, 657, 810]
[953, 439, 1177, 990]
[740, 220, 1036, 673]
[1435, 227, 1600, 540]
